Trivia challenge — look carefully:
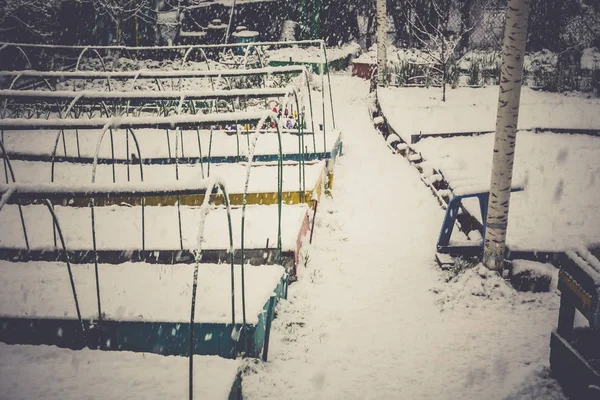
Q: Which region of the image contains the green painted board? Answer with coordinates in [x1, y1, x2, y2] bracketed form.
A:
[0, 275, 288, 359]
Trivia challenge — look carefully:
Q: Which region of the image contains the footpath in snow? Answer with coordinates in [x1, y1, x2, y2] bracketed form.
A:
[242, 75, 566, 399]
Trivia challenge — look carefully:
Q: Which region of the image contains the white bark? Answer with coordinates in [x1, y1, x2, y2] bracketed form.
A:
[376, 0, 387, 86]
[483, 0, 531, 270]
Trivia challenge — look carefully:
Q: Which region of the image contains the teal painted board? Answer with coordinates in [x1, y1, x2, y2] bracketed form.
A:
[268, 60, 326, 74]
[249, 274, 287, 358]
[0, 274, 289, 358]
[0, 318, 87, 350]
[0, 317, 243, 358]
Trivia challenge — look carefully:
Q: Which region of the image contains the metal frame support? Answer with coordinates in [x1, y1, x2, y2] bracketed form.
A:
[437, 187, 524, 254]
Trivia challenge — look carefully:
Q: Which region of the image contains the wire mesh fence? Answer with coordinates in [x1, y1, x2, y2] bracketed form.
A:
[385, 0, 599, 52]
[382, 0, 600, 92]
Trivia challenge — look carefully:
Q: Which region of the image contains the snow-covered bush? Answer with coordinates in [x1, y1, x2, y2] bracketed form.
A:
[531, 59, 559, 91]
[581, 47, 600, 93]
[466, 60, 482, 86]
[392, 60, 432, 87]
[443, 256, 479, 281]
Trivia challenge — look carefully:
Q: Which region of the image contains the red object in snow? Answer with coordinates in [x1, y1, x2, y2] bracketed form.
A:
[351, 60, 376, 80]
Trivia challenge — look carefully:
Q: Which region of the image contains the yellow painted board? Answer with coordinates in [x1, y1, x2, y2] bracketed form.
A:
[28, 163, 334, 209]
[42, 189, 320, 208]
[559, 269, 592, 309]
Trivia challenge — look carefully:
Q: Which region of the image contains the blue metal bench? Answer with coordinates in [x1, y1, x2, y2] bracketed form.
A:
[437, 185, 524, 256]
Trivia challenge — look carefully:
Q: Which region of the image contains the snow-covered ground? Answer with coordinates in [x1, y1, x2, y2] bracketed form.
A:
[379, 86, 600, 142]
[1, 64, 592, 399]
[0, 344, 239, 400]
[241, 74, 568, 399]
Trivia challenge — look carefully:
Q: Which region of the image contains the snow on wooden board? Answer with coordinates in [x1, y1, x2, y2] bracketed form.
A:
[0, 64, 308, 79]
[9, 159, 326, 194]
[31, 68, 307, 94]
[450, 177, 525, 198]
[0, 39, 323, 50]
[512, 259, 556, 279]
[378, 86, 600, 143]
[209, 0, 278, 6]
[267, 43, 360, 63]
[0, 261, 284, 324]
[58, 78, 215, 95]
[0, 87, 297, 102]
[0, 344, 238, 400]
[0, 111, 279, 130]
[414, 131, 600, 251]
[0, 179, 220, 198]
[0, 203, 310, 251]
[566, 246, 600, 287]
[0, 85, 328, 124]
[1, 126, 341, 159]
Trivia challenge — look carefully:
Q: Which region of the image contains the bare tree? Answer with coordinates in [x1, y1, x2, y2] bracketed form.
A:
[405, 0, 479, 101]
[483, 0, 531, 270]
[90, 0, 154, 46]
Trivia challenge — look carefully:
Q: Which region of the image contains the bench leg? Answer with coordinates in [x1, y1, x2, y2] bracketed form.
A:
[557, 294, 576, 341]
[437, 198, 461, 249]
[478, 193, 489, 242]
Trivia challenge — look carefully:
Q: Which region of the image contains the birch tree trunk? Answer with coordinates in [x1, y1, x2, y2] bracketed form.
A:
[376, 0, 387, 86]
[483, 0, 531, 270]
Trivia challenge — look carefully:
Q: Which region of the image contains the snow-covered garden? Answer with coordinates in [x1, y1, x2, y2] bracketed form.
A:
[1, 0, 600, 399]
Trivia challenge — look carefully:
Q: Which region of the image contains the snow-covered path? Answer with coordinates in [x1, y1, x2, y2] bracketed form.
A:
[242, 75, 565, 400]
